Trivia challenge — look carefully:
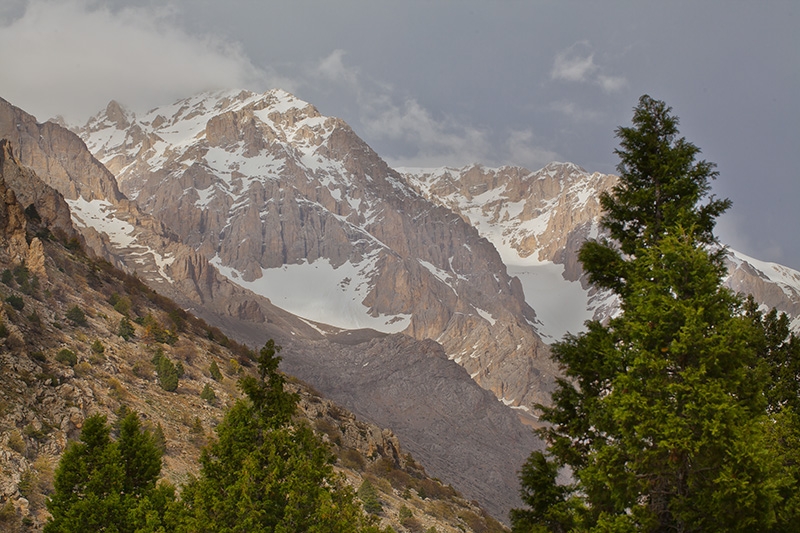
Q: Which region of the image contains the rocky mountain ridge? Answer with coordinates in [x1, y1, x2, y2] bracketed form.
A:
[1, 98, 542, 523]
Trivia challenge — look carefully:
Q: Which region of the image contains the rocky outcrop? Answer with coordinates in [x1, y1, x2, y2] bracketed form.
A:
[0, 98, 124, 203]
[0, 140, 48, 267]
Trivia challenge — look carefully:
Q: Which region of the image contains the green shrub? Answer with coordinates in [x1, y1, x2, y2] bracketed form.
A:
[151, 423, 167, 454]
[112, 294, 131, 316]
[74, 361, 92, 377]
[65, 305, 87, 326]
[118, 316, 135, 340]
[357, 479, 383, 515]
[153, 350, 179, 392]
[209, 360, 223, 381]
[55, 348, 77, 367]
[225, 358, 241, 375]
[5, 294, 24, 311]
[91, 339, 105, 355]
[200, 383, 216, 404]
[8, 430, 25, 454]
[1, 269, 12, 285]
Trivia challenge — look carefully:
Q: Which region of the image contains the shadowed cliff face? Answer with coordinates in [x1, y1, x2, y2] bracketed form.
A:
[279, 333, 544, 522]
[0, 140, 32, 264]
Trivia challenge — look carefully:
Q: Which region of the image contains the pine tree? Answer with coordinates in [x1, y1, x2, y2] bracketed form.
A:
[182, 340, 384, 532]
[512, 96, 790, 532]
[153, 350, 179, 392]
[45, 414, 125, 532]
[45, 412, 177, 533]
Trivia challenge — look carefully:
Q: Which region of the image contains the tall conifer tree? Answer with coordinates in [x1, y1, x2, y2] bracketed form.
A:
[512, 96, 790, 532]
[181, 340, 383, 532]
[45, 412, 171, 533]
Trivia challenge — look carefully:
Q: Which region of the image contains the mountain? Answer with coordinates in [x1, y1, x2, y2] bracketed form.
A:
[0, 145, 506, 532]
[69, 89, 800, 516]
[0, 95, 545, 523]
[77, 89, 558, 411]
[0, 95, 321, 339]
[400, 163, 800, 338]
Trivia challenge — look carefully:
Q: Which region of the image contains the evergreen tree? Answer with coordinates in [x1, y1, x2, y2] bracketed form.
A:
[45, 412, 174, 533]
[117, 411, 162, 497]
[45, 415, 125, 532]
[44, 412, 181, 533]
[153, 350, 179, 392]
[118, 316, 135, 341]
[512, 96, 791, 532]
[182, 340, 382, 532]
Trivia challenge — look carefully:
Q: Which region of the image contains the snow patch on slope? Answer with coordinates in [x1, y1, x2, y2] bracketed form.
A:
[66, 197, 176, 282]
[66, 197, 136, 247]
[509, 260, 593, 341]
[729, 249, 800, 298]
[210, 254, 410, 333]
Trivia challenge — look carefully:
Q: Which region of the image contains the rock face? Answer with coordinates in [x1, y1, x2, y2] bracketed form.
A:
[0, 145, 29, 264]
[0, 96, 324, 341]
[0, 140, 52, 270]
[78, 89, 557, 409]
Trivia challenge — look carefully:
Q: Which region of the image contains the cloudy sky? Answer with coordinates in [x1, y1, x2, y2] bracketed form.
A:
[1, 0, 798, 270]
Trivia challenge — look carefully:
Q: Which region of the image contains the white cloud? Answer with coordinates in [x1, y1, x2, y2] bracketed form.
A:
[551, 42, 627, 93]
[360, 95, 492, 168]
[314, 49, 360, 89]
[0, 0, 278, 124]
[551, 46, 597, 82]
[597, 74, 628, 93]
[549, 100, 603, 122]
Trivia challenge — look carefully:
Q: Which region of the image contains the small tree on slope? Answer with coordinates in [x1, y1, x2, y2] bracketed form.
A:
[45, 412, 173, 533]
[511, 95, 797, 532]
[181, 339, 384, 532]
